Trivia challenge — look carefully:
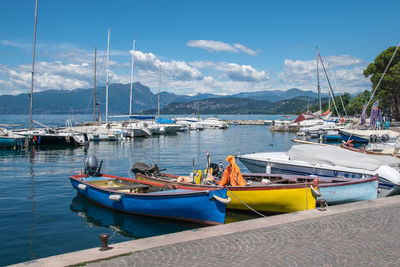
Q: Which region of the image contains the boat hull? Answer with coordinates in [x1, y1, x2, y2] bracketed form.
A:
[135, 173, 317, 213]
[339, 132, 369, 143]
[239, 156, 396, 197]
[69, 174, 227, 225]
[0, 136, 25, 149]
[318, 178, 378, 205]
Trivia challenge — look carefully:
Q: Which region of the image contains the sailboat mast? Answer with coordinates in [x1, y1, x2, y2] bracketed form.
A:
[105, 28, 110, 123]
[158, 64, 161, 118]
[197, 92, 200, 121]
[316, 47, 321, 112]
[93, 46, 97, 122]
[29, 0, 39, 130]
[317, 50, 340, 118]
[129, 40, 136, 117]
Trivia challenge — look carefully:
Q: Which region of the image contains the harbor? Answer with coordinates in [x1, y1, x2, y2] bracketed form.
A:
[13, 195, 400, 266]
[0, 116, 295, 266]
[3, 1, 400, 266]
[2, 113, 400, 266]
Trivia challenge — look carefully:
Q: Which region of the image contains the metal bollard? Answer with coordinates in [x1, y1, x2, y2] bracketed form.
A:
[99, 233, 112, 251]
[317, 198, 327, 211]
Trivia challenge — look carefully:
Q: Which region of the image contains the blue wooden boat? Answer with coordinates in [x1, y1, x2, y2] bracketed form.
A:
[316, 175, 378, 205]
[69, 173, 229, 225]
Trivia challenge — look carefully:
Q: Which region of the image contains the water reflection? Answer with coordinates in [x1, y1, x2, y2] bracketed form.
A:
[69, 195, 201, 239]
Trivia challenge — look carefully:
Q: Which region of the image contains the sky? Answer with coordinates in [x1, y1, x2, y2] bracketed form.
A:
[1, 0, 400, 96]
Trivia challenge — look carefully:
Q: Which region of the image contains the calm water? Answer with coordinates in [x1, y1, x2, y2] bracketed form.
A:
[0, 114, 297, 266]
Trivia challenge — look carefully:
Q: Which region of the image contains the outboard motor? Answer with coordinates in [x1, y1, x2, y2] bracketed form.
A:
[131, 162, 162, 176]
[210, 162, 221, 176]
[84, 155, 102, 176]
[381, 134, 390, 142]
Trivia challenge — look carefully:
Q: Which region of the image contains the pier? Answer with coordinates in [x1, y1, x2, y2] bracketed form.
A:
[14, 195, 400, 267]
[225, 119, 267, 125]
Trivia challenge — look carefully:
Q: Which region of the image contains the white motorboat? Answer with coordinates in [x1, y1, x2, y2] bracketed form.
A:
[201, 118, 228, 129]
[174, 117, 204, 130]
[238, 144, 400, 197]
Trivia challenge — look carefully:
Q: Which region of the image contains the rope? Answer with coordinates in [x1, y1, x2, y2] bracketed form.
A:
[305, 182, 308, 210]
[226, 187, 266, 217]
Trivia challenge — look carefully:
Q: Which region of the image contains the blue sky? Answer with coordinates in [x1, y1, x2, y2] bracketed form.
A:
[1, 0, 400, 96]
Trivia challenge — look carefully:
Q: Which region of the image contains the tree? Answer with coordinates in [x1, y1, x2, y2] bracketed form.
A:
[363, 46, 400, 120]
[346, 90, 371, 116]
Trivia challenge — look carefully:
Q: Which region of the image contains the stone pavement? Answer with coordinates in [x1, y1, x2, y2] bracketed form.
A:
[14, 195, 400, 267]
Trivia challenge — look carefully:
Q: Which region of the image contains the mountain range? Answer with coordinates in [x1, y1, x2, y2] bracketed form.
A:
[0, 82, 327, 115]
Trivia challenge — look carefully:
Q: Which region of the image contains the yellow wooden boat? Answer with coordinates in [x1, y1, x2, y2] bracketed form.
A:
[134, 172, 318, 213]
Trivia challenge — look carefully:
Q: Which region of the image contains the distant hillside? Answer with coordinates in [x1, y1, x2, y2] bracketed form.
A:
[0, 83, 325, 115]
[231, 88, 329, 102]
[143, 96, 320, 115]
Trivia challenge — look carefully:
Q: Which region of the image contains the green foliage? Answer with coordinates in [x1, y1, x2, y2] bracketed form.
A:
[363, 46, 400, 119]
[345, 90, 371, 116]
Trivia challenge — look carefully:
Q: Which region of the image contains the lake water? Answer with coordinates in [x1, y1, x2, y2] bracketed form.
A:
[0, 114, 297, 266]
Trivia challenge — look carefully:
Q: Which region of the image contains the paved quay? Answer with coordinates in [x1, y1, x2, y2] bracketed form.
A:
[13, 195, 400, 267]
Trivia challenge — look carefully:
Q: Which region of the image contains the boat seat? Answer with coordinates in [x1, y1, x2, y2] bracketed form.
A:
[106, 184, 149, 192]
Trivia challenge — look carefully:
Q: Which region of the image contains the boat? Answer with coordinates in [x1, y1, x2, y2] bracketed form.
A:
[20, 1, 89, 148]
[0, 127, 25, 149]
[16, 126, 89, 147]
[69, 156, 230, 225]
[132, 162, 318, 213]
[132, 163, 378, 207]
[339, 129, 399, 143]
[322, 130, 342, 141]
[238, 144, 400, 197]
[174, 117, 204, 130]
[201, 118, 228, 129]
[340, 141, 400, 157]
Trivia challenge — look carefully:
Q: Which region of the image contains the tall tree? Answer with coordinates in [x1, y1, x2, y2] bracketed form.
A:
[363, 46, 400, 120]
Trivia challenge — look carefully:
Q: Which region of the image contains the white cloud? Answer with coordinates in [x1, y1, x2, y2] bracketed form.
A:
[278, 55, 369, 93]
[187, 40, 257, 56]
[0, 61, 98, 94]
[233, 43, 257, 56]
[0, 38, 371, 97]
[132, 51, 203, 81]
[191, 61, 270, 83]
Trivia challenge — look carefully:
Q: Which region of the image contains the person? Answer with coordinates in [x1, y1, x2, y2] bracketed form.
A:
[375, 120, 381, 130]
[218, 155, 247, 186]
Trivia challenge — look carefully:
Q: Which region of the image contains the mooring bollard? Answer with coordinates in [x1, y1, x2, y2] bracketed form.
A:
[99, 233, 112, 251]
[317, 198, 327, 211]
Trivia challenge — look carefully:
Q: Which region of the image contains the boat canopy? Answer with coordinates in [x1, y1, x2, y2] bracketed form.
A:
[129, 115, 155, 120]
[156, 118, 175, 124]
[292, 113, 318, 123]
[287, 144, 400, 171]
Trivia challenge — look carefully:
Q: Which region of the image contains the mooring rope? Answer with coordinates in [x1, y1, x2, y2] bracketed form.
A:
[225, 187, 266, 217]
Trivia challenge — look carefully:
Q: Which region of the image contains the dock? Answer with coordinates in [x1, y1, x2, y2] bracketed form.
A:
[13, 195, 400, 266]
[225, 120, 267, 125]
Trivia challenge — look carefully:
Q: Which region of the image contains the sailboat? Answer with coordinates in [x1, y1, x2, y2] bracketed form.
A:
[15, 0, 89, 147]
[143, 65, 181, 135]
[0, 125, 25, 149]
[293, 48, 343, 137]
[124, 40, 152, 137]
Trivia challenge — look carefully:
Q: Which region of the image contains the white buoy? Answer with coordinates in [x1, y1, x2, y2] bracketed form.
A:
[78, 184, 87, 190]
[266, 163, 271, 174]
[109, 194, 121, 201]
